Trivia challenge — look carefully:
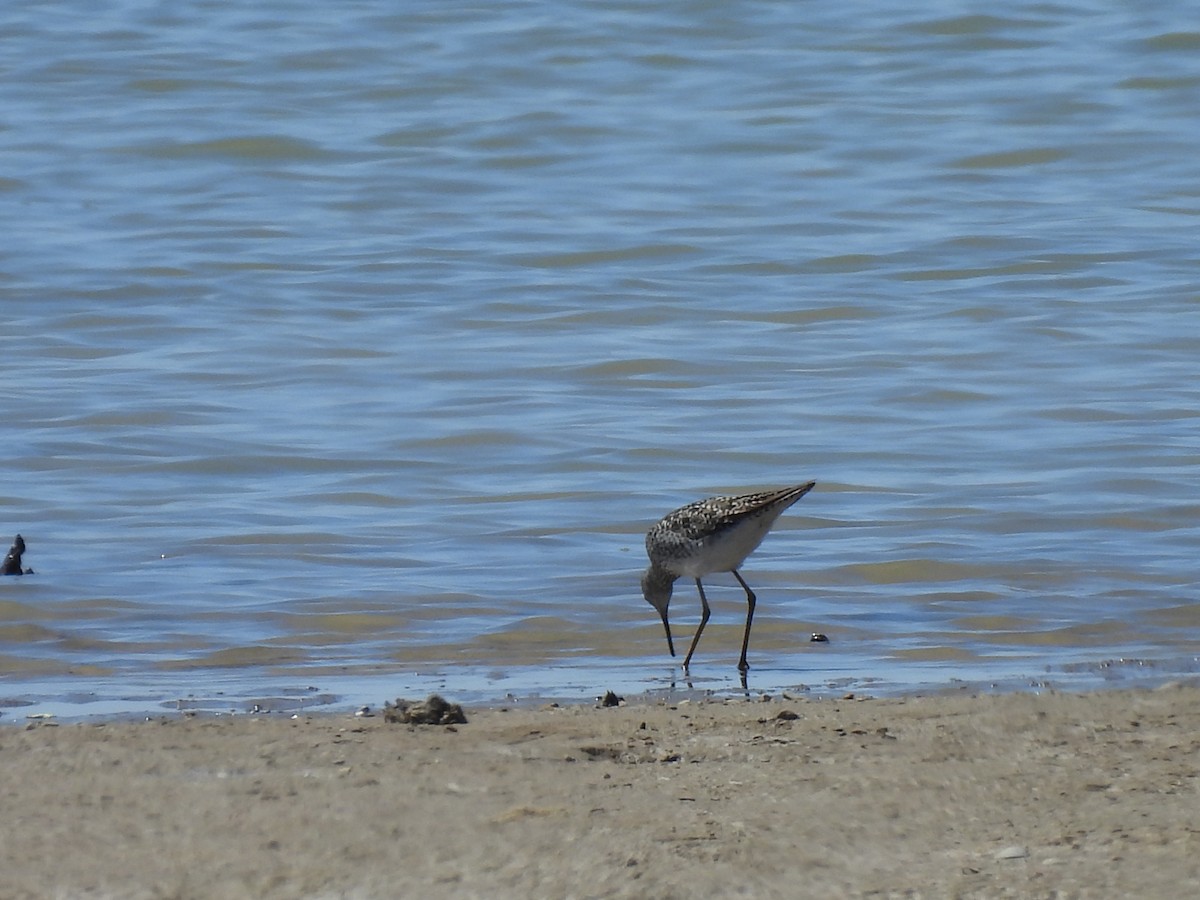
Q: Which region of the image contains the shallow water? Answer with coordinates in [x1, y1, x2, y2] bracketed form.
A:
[2, 1, 1199, 719]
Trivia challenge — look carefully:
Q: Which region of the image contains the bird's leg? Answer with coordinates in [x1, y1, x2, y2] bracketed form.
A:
[732, 569, 757, 672]
[681, 578, 711, 670]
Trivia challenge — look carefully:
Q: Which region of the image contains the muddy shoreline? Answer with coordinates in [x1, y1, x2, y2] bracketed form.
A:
[2, 683, 1198, 898]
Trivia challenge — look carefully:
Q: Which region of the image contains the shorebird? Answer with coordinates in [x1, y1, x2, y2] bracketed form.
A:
[641, 482, 815, 672]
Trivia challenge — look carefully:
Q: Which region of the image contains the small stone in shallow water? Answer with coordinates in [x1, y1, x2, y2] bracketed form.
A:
[2, 534, 32, 576]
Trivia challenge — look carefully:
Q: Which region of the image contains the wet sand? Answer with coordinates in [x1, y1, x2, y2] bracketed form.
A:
[2, 683, 1198, 899]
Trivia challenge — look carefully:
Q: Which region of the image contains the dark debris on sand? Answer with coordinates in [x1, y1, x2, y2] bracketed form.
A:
[383, 694, 468, 726]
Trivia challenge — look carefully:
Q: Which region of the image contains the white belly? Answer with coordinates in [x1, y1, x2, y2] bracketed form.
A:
[674, 514, 777, 577]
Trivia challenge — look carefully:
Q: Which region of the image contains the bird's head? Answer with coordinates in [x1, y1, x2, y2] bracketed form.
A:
[641, 565, 678, 657]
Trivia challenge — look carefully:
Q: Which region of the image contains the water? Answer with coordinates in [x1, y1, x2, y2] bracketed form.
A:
[2, 1, 1198, 719]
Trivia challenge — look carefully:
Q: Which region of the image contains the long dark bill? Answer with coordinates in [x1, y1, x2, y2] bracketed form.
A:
[659, 610, 675, 657]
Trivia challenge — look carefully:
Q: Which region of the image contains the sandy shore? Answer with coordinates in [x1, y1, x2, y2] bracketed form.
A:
[2, 683, 1198, 899]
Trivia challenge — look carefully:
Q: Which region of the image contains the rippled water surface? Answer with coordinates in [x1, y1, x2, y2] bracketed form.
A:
[2, 2, 1199, 718]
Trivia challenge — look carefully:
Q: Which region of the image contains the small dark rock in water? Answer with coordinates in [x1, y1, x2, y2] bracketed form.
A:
[598, 690, 624, 708]
[810, 632, 829, 643]
[2, 534, 32, 576]
[383, 694, 467, 725]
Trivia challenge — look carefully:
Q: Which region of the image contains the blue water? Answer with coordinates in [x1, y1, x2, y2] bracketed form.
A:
[2, 1, 1199, 719]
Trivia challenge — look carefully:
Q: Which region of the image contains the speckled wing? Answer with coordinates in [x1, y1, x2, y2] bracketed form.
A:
[649, 484, 812, 545]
